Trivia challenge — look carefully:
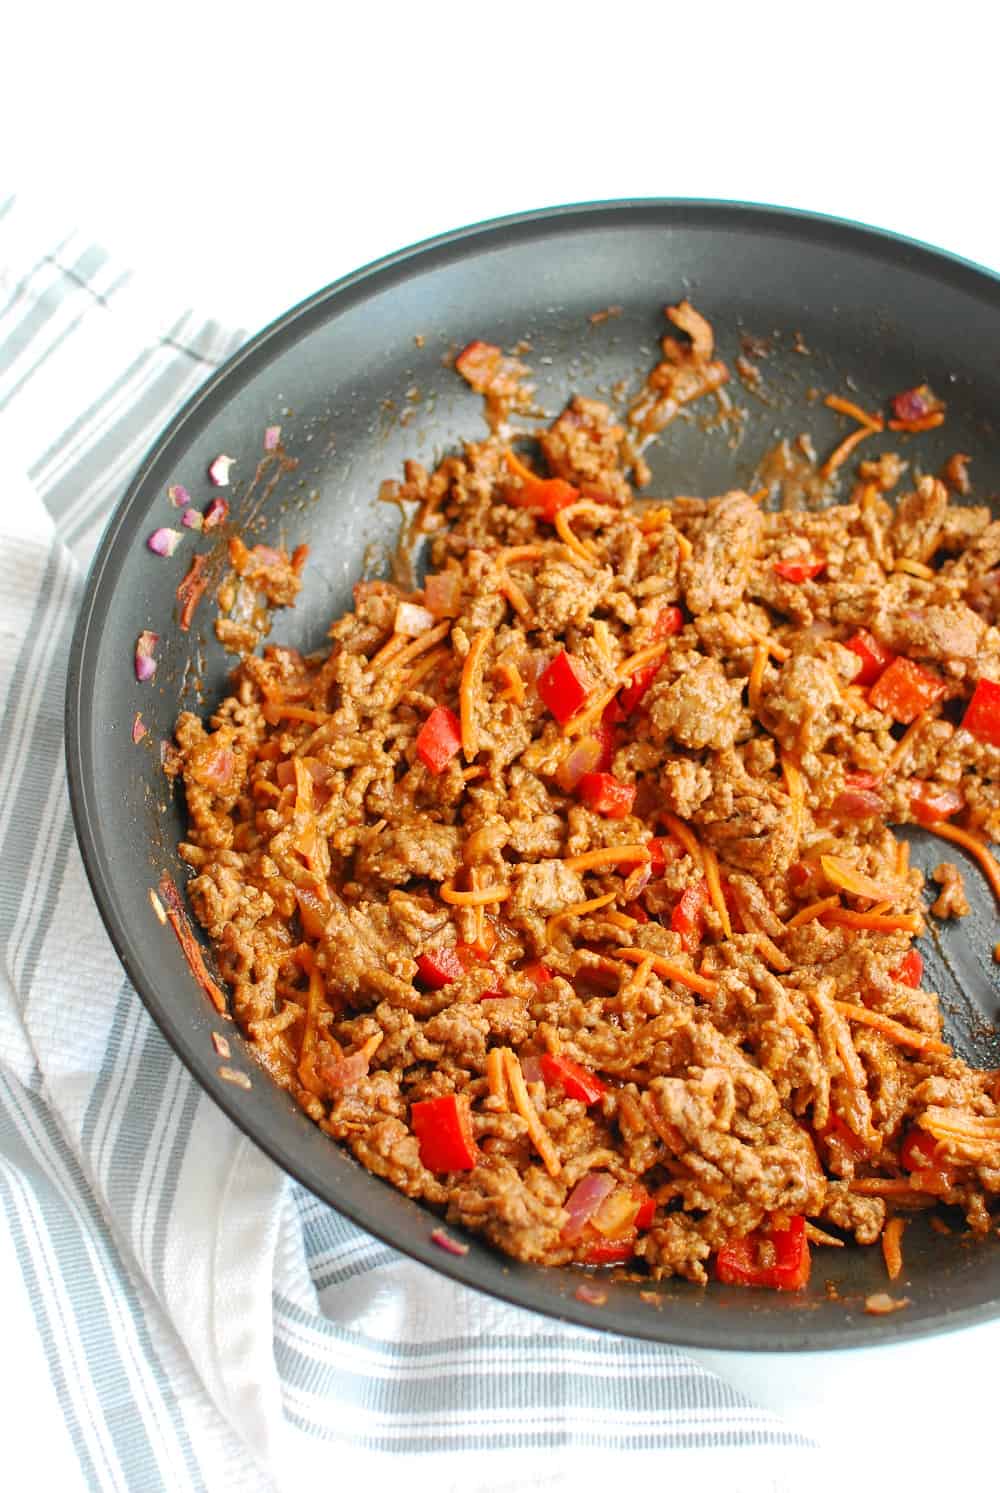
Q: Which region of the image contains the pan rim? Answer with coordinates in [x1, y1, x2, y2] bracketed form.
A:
[65, 198, 1000, 1353]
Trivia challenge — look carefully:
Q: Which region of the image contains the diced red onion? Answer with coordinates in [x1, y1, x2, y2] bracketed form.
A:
[430, 1226, 470, 1257]
[892, 389, 930, 423]
[208, 453, 235, 487]
[167, 484, 191, 507]
[831, 787, 886, 818]
[264, 425, 282, 451]
[574, 1281, 608, 1306]
[182, 509, 204, 530]
[211, 1031, 231, 1059]
[561, 1172, 616, 1241]
[200, 747, 235, 790]
[203, 496, 229, 530]
[147, 527, 183, 557]
[319, 1051, 371, 1092]
[395, 601, 436, 636]
[520, 1055, 544, 1084]
[135, 631, 159, 682]
[555, 735, 602, 792]
[131, 711, 147, 744]
[424, 571, 462, 618]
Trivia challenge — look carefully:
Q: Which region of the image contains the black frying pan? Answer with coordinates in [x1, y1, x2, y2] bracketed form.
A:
[66, 201, 1000, 1350]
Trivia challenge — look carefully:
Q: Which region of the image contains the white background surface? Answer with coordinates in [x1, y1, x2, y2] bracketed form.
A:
[5, 1, 1000, 1485]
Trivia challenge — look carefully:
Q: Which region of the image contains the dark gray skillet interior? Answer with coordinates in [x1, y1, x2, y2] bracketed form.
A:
[66, 200, 1000, 1350]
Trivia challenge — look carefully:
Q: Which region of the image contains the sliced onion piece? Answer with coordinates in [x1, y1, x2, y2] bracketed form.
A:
[131, 711, 147, 743]
[203, 496, 229, 529]
[424, 570, 462, 618]
[561, 1171, 616, 1241]
[555, 735, 603, 792]
[820, 853, 896, 902]
[208, 453, 235, 487]
[182, 508, 203, 529]
[264, 425, 282, 451]
[520, 1054, 544, 1084]
[430, 1226, 470, 1256]
[395, 601, 436, 637]
[134, 630, 159, 682]
[147, 527, 183, 557]
[167, 484, 191, 507]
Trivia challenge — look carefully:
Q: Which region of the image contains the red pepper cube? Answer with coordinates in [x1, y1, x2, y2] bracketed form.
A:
[522, 961, 554, 986]
[891, 949, 923, 989]
[577, 771, 636, 819]
[410, 1094, 479, 1172]
[844, 629, 895, 687]
[909, 782, 964, 825]
[868, 657, 948, 724]
[773, 558, 825, 583]
[594, 719, 616, 773]
[582, 1236, 636, 1265]
[652, 604, 684, 639]
[618, 661, 662, 716]
[415, 705, 462, 774]
[821, 1113, 867, 1162]
[715, 1215, 810, 1291]
[537, 650, 590, 724]
[455, 340, 501, 391]
[670, 880, 709, 953]
[631, 1185, 656, 1231]
[899, 1126, 955, 1194]
[539, 1053, 607, 1106]
[647, 837, 672, 876]
[962, 677, 1000, 747]
[416, 948, 465, 989]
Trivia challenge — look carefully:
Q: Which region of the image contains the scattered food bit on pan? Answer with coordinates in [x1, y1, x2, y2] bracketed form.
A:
[166, 302, 1000, 1296]
[865, 1292, 911, 1316]
[430, 1226, 470, 1256]
[134, 630, 159, 682]
[212, 1032, 232, 1060]
[131, 711, 147, 744]
[208, 453, 235, 487]
[147, 526, 183, 557]
[218, 1066, 252, 1090]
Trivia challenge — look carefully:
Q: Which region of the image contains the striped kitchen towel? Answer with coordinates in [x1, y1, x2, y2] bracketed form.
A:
[0, 193, 818, 1493]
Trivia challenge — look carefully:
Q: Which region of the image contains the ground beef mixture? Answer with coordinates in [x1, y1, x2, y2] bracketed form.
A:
[173, 304, 1000, 1290]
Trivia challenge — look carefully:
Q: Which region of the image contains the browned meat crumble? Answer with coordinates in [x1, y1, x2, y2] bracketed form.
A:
[173, 305, 1000, 1290]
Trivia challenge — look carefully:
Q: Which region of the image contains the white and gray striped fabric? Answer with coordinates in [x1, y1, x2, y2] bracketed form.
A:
[0, 194, 818, 1493]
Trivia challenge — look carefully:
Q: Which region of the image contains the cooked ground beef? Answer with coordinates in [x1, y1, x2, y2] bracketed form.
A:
[175, 307, 1000, 1291]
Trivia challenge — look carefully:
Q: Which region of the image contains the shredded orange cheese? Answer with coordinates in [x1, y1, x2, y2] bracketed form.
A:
[617, 641, 669, 681]
[806, 1223, 846, 1248]
[459, 626, 494, 761]
[370, 633, 410, 669]
[497, 573, 532, 620]
[619, 954, 654, 1004]
[820, 424, 876, 480]
[887, 711, 934, 772]
[503, 1050, 561, 1177]
[604, 909, 639, 931]
[486, 1047, 509, 1109]
[748, 643, 768, 716]
[497, 543, 545, 564]
[504, 448, 540, 484]
[820, 853, 896, 904]
[888, 411, 946, 433]
[562, 684, 621, 738]
[555, 500, 611, 565]
[562, 843, 650, 874]
[782, 754, 805, 846]
[753, 932, 792, 973]
[262, 704, 329, 726]
[440, 879, 510, 906]
[546, 891, 617, 945]
[390, 620, 452, 670]
[495, 661, 526, 705]
[924, 821, 1000, 907]
[637, 507, 672, 532]
[745, 627, 791, 663]
[832, 1001, 950, 1056]
[403, 647, 450, 691]
[785, 896, 842, 929]
[674, 529, 694, 560]
[824, 393, 884, 431]
[822, 908, 921, 934]
[893, 557, 936, 581]
[895, 837, 910, 879]
[660, 813, 704, 870]
[701, 843, 731, 939]
[617, 947, 717, 997]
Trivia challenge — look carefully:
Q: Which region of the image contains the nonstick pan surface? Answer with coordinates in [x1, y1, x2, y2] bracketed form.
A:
[66, 201, 1000, 1349]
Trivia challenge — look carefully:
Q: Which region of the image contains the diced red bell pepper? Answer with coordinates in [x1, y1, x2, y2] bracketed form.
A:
[774, 558, 826, 583]
[821, 1113, 867, 1162]
[844, 629, 895, 687]
[617, 661, 662, 715]
[831, 771, 886, 818]
[594, 719, 616, 773]
[670, 880, 709, 953]
[411, 1094, 479, 1171]
[415, 706, 462, 774]
[416, 948, 466, 989]
[504, 449, 580, 522]
[577, 771, 636, 819]
[522, 960, 554, 987]
[891, 949, 923, 988]
[899, 1125, 955, 1193]
[625, 899, 650, 924]
[869, 657, 948, 724]
[651, 604, 684, 639]
[715, 1215, 811, 1291]
[540, 1052, 608, 1106]
[538, 650, 590, 724]
[582, 1235, 636, 1265]
[647, 837, 673, 876]
[909, 782, 964, 825]
[632, 1185, 656, 1231]
[962, 678, 1000, 747]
